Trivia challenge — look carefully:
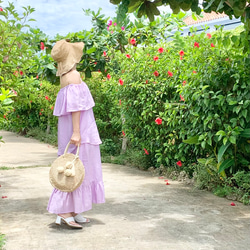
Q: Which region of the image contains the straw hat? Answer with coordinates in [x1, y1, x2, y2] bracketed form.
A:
[51, 40, 84, 76]
[49, 143, 85, 192]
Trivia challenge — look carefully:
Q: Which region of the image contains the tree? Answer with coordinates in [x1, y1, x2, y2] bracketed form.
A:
[110, 0, 250, 50]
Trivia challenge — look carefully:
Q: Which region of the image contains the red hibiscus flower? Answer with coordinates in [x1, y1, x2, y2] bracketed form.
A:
[119, 79, 124, 85]
[193, 70, 197, 74]
[40, 42, 45, 50]
[51, 106, 54, 110]
[182, 80, 186, 86]
[180, 95, 185, 101]
[155, 117, 162, 125]
[167, 71, 173, 77]
[153, 56, 159, 61]
[39, 112, 42, 116]
[154, 71, 159, 77]
[231, 202, 236, 206]
[211, 43, 215, 47]
[144, 148, 149, 155]
[122, 131, 125, 136]
[176, 161, 182, 167]
[0, 7, 3, 11]
[19, 71, 23, 76]
[103, 51, 107, 56]
[180, 56, 183, 60]
[158, 47, 164, 53]
[130, 38, 136, 45]
[36, 75, 39, 79]
[126, 54, 131, 58]
[107, 74, 111, 80]
[145, 80, 148, 84]
[45, 96, 49, 100]
[119, 99, 121, 105]
[179, 50, 184, 56]
[194, 42, 199, 48]
[207, 33, 212, 39]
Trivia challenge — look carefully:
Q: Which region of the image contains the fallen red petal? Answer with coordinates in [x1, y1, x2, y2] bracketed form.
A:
[158, 177, 164, 179]
[164, 180, 168, 182]
[166, 182, 170, 185]
[231, 202, 236, 206]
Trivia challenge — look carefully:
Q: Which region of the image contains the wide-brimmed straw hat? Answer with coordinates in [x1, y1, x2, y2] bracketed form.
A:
[51, 40, 84, 76]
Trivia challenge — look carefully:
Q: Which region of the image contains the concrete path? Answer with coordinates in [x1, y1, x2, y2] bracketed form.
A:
[0, 131, 250, 250]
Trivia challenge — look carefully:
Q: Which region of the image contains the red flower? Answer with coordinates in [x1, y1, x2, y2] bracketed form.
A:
[176, 161, 182, 167]
[193, 70, 197, 74]
[182, 80, 186, 86]
[122, 131, 125, 136]
[19, 71, 23, 76]
[145, 80, 148, 84]
[180, 56, 183, 60]
[164, 179, 168, 182]
[119, 99, 121, 105]
[207, 33, 212, 39]
[167, 71, 173, 77]
[51, 106, 54, 110]
[194, 42, 199, 48]
[41, 109, 44, 111]
[153, 56, 159, 61]
[103, 51, 107, 56]
[119, 79, 124, 85]
[130, 38, 136, 45]
[94, 62, 97, 65]
[107, 74, 111, 80]
[166, 182, 170, 185]
[126, 54, 131, 58]
[155, 117, 162, 125]
[180, 95, 185, 101]
[179, 50, 184, 56]
[45, 96, 49, 100]
[0, 7, 3, 11]
[154, 71, 159, 77]
[158, 47, 164, 53]
[13, 71, 19, 77]
[144, 148, 149, 155]
[39, 112, 42, 116]
[40, 42, 45, 50]
[36, 75, 39, 79]
[3, 114, 6, 119]
[225, 58, 229, 61]
[211, 43, 215, 47]
[231, 202, 236, 206]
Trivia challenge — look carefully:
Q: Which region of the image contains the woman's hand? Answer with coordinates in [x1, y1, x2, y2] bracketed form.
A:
[70, 131, 81, 146]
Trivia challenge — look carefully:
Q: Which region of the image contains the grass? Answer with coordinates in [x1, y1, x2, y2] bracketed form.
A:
[0, 233, 6, 250]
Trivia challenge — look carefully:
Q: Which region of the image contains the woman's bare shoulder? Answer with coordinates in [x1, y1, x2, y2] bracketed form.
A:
[64, 70, 81, 84]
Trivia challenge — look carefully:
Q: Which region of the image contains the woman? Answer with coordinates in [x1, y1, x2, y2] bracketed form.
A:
[47, 40, 105, 229]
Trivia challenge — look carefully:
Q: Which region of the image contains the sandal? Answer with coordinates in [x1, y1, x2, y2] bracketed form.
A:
[56, 215, 82, 229]
[74, 214, 90, 223]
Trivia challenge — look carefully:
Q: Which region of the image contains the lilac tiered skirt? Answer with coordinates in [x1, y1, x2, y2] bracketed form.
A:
[47, 82, 105, 214]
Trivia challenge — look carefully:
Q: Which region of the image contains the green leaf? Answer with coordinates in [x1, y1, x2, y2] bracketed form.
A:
[86, 47, 96, 54]
[183, 135, 199, 144]
[218, 141, 230, 163]
[218, 159, 234, 173]
[240, 128, 250, 138]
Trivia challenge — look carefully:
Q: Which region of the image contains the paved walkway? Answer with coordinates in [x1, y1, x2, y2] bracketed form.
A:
[0, 130, 250, 250]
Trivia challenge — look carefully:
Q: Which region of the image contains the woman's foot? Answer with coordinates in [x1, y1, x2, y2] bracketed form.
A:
[56, 213, 82, 229]
[71, 212, 90, 223]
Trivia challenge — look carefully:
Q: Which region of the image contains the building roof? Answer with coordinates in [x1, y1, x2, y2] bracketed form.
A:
[183, 12, 228, 26]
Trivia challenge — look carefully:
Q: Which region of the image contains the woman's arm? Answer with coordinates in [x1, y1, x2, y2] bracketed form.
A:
[70, 111, 81, 146]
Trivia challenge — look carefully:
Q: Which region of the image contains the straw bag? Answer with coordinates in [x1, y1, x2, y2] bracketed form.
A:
[49, 142, 85, 192]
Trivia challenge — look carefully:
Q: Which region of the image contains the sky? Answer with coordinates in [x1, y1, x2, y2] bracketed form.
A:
[2, 0, 118, 37]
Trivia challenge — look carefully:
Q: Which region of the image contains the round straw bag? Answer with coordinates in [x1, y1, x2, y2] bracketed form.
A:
[49, 142, 85, 192]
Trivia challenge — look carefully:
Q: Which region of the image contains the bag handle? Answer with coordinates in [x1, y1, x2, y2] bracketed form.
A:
[63, 142, 80, 158]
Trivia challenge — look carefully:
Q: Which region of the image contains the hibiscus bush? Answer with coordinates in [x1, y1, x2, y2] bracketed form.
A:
[106, 27, 250, 176]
